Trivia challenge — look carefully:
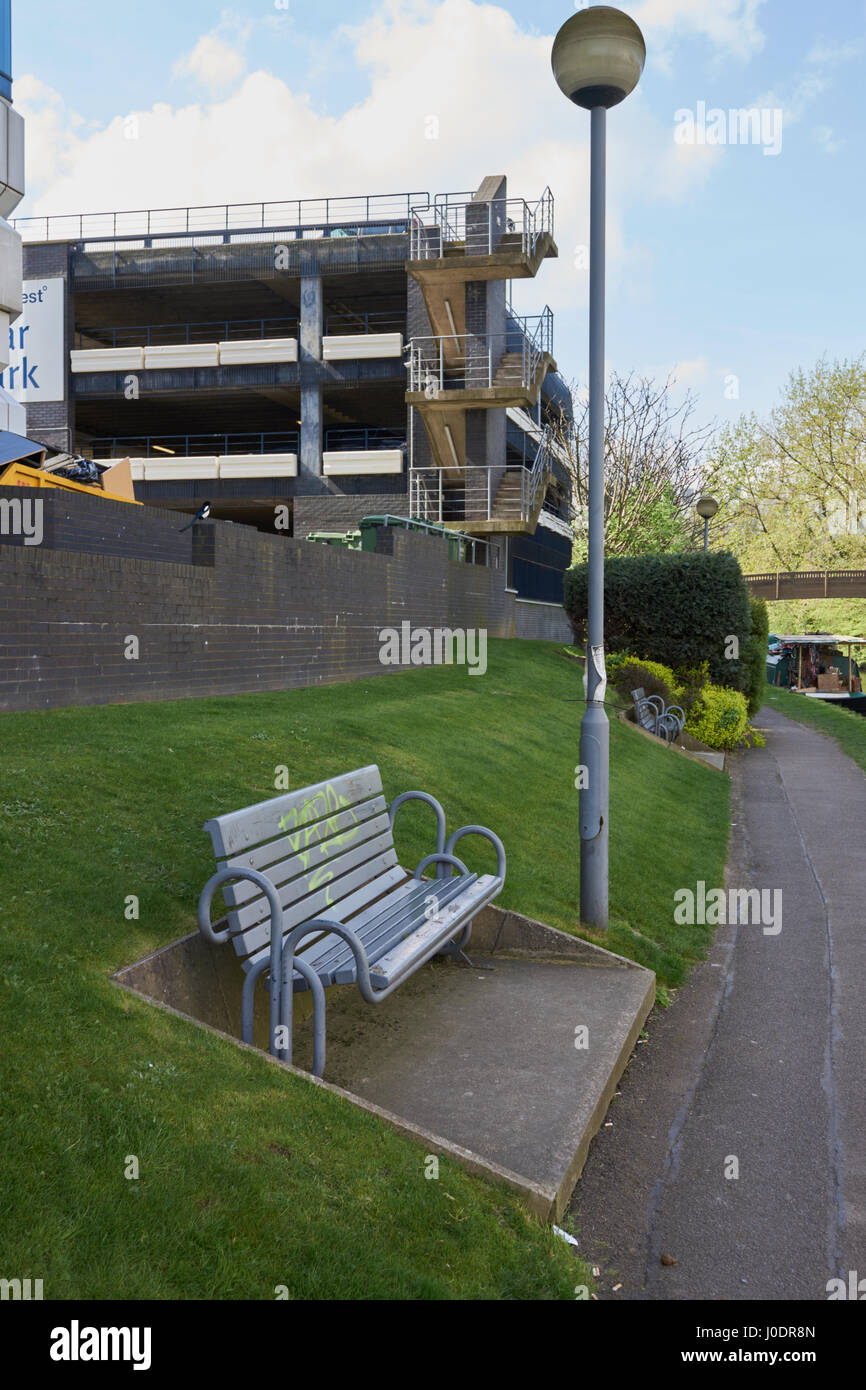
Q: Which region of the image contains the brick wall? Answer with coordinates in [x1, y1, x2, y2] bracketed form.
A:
[0, 487, 520, 711]
[0, 485, 200, 563]
[293, 492, 408, 538]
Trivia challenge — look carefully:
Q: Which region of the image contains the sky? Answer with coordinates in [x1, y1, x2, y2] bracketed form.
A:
[10, 0, 866, 429]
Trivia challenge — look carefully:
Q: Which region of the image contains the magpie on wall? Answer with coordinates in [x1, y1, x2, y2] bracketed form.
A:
[178, 502, 211, 532]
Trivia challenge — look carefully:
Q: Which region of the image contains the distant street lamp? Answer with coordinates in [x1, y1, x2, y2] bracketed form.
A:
[696, 495, 719, 551]
[552, 5, 646, 931]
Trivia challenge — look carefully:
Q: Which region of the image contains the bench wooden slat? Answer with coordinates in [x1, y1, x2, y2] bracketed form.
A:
[228, 829, 398, 934]
[240, 874, 478, 989]
[262, 880, 456, 991]
[222, 809, 392, 909]
[369, 874, 501, 988]
[301, 879, 436, 978]
[203, 765, 383, 857]
[329, 875, 477, 985]
[221, 794, 387, 882]
[241, 868, 416, 978]
[232, 854, 401, 958]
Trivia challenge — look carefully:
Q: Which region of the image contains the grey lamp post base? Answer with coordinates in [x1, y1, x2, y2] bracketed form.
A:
[579, 698, 609, 927]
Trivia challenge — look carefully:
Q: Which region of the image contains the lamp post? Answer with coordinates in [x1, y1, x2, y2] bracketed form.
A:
[552, 5, 646, 930]
[696, 495, 719, 551]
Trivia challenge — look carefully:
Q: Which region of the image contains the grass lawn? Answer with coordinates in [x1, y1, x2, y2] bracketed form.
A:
[764, 686, 866, 774]
[0, 639, 730, 1300]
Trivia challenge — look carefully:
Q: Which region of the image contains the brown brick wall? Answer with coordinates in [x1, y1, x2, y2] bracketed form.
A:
[0, 488, 519, 711]
[293, 492, 408, 538]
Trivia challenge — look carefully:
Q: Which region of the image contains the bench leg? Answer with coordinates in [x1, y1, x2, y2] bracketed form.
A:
[280, 952, 327, 1078]
[242, 955, 326, 1076]
[242, 957, 272, 1050]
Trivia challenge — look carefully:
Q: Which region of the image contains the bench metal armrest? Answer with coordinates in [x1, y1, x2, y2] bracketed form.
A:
[445, 825, 506, 884]
[199, 865, 286, 1058]
[412, 852, 471, 880]
[278, 916, 407, 1074]
[666, 705, 685, 725]
[198, 865, 282, 946]
[389, 790, 447, 876]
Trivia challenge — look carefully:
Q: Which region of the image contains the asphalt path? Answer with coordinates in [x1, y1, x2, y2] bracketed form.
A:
[568, 704, 866, 1301]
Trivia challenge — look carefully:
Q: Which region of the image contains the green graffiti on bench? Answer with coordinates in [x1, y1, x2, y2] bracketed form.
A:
[277, 783, 364, 906]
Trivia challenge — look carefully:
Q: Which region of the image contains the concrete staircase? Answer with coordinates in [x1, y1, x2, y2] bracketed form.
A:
[406, 176, 558, 539]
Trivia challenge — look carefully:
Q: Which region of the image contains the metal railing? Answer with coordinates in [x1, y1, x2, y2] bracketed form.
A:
[14, 191, 432, 245]
[75, 316, 298, 349]
[526, 423, 554, 519]
[324, 427, 406, 452]
[410, 425, 554, 527]
[409, 188, 554, 261]
[407, 310, 553, 395]
[88, 431, 298, 459]
[362, 514, 499, 567]
[324, 310, 405, 335]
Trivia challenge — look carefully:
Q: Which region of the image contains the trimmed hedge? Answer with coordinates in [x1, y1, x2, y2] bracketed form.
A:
[744, 596, 770, 716]
[564, 551, 753, 690]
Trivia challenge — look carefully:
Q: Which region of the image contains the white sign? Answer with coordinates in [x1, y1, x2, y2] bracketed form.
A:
[0, 278, 65, 403]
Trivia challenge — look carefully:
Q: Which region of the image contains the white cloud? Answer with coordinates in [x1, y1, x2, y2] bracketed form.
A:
[12, 76, 81, 192]
[806, 37, 865, 65]
[672, 357, 709, 385]
[813, 124, 843, 155]
[632, 0, 769, 62]
[174, 34, 247, 94]
[13, 0, 729, 384]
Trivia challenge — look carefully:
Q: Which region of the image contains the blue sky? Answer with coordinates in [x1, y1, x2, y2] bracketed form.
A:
[11, 0, 866, 428]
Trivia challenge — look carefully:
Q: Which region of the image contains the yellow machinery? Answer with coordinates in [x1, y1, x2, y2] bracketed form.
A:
[0, 458, 141, 505]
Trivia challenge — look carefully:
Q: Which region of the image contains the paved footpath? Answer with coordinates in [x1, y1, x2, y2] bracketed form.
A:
[568, 705, 866, 1300]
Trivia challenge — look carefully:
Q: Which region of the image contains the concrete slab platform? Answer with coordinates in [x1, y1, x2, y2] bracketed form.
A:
[114, 905, 654, 1220]
[295, 953, 655, 1213]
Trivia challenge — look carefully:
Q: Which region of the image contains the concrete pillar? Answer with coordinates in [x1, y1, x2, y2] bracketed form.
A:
[299, 274, 323, 479]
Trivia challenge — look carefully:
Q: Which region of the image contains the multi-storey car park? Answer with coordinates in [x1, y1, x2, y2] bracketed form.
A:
[13, 174, 574, 600]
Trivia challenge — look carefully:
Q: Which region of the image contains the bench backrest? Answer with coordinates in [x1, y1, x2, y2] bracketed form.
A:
[203, 765, 404, 963]
[631, 687, 655, 728]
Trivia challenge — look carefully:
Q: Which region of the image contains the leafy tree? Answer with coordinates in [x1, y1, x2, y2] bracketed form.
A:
[705, 355, 866, 572]
[556, 371, 714, 559]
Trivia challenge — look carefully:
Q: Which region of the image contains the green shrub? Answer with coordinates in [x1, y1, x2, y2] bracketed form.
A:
[743, 597, 770, 716]
[565, 551, 752, 689]
[605, 650, 635, 682]
[673, 659, 710, 715]
[684, 684, 750, 750]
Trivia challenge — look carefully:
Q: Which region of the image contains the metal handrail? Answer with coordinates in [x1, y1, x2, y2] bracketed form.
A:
[324, 310, 405, 335]
[407, 312, 552, 394]
[526, 421, 554, 519]
[75, 316, 298, 349]
[14, 190, 432, 245]
[360, 510, 498, 567]
[409, 459, 552, 526]
[324, 428, 405, 452]
[89, 431, 298, 459]
[409, 189, 554, 260]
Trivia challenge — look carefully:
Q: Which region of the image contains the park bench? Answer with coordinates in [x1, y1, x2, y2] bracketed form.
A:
[197, 765, 506, 1079]
[631, 687, 685, 744]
